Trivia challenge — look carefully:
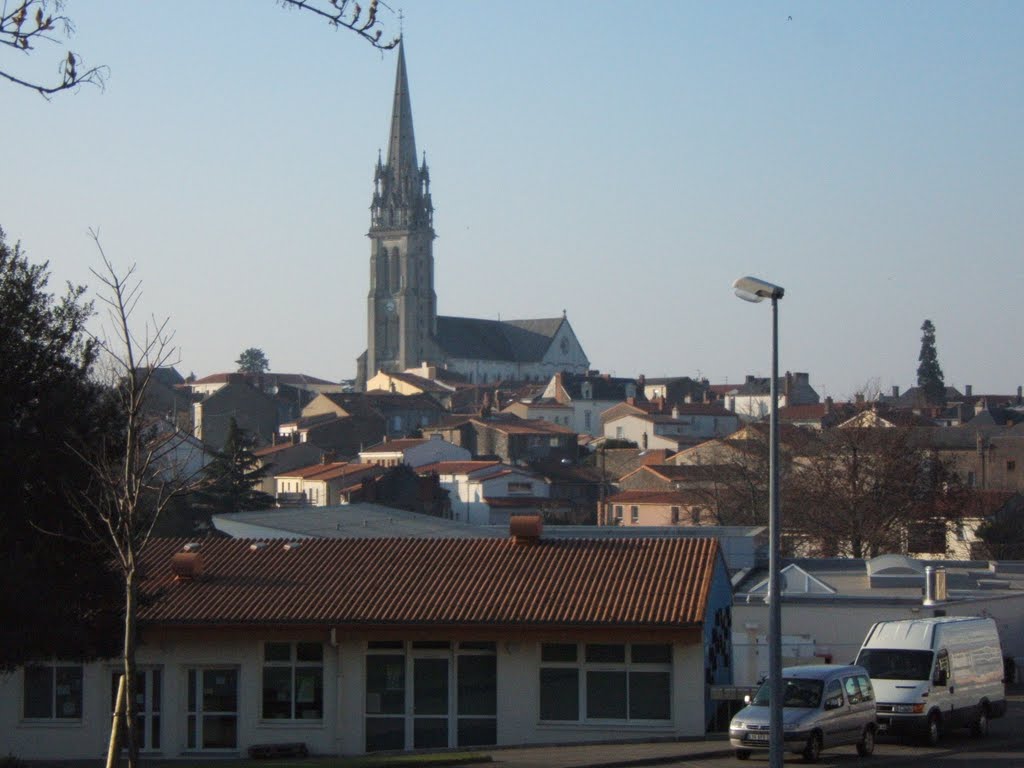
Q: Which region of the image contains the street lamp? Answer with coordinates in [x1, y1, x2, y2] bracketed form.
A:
[733, 275, 785, 768]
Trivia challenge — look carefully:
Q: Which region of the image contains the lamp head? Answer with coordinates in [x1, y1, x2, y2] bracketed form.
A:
[733, 276, 785, 302]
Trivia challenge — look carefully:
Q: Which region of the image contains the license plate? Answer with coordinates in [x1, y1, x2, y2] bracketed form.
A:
[747, 733, 769, 742]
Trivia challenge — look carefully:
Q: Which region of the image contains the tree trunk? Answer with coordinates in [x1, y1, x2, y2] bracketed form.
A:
[124, 565, 139, 768]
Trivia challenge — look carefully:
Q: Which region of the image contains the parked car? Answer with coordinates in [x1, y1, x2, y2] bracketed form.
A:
[855, 616, 1006, 745]
[729, 664, 878, 762]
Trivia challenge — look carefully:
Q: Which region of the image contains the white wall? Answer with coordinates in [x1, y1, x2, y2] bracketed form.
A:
[0, 632, 711, 760]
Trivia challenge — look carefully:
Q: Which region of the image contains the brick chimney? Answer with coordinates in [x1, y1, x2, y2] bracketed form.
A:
[892, 385, 900, 398]
[965, 384, 973, 398]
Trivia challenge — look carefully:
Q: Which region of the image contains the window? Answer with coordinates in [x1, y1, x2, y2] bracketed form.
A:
[670, 506, 680, 524]
[539, 643, 671, 722]
[584, 411, 592, 431]
[24, 663, 82, 720]
[967, 471, 976, 487]
[508, 481, 531, 495]
[615, 426, 624, 440]
[262, 642, 323, 720]
[614, 505, 623, 523]
[630, 506, 639, 524]
[187, 668, 238, 750]
[1008, 460, 1017, 472]
[691, 507, 702, 526]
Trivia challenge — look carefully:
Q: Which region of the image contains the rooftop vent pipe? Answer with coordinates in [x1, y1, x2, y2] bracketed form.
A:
[923, 565, 947, 605]
[510, 514, 543, 544]
[170, 552, 204, 580]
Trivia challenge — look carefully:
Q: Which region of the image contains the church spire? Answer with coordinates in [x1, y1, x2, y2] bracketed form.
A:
[371, 39, 432, 231]
[387, 40, 417, 180]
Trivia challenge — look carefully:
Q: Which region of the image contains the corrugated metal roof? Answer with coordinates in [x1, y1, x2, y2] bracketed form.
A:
[138, 536, 719, 629]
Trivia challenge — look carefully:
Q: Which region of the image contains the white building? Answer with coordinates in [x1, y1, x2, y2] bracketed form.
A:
[419, 460, 550, 525]
[1, 533, 733, 759]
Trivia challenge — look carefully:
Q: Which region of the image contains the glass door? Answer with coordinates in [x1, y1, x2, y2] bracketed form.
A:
[186, 668, 238, 750]
[413, 657, 449, 749]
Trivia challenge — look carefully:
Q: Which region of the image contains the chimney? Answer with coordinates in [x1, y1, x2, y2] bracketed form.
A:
[965, 384, 973, 398]
[892, 385, 900, 398]
[637, 374, 646, 388]
[1018, 385, 1022, 403]
[510, 514, 543, 544]
[784, 372, 793, 396]
[825, 396, 833, 414]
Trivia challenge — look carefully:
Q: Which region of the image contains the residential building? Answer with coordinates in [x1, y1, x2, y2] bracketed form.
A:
[600, 490, 713, 527]
[717, 372, 820, 419]
[426, 415, 577, 465]
[359, 434, 470, 468]
[191, 381, 279, 449]
[0, 532, 733, 758]
[528, 371, 641, 437]
[418, 460, 550, 525]
[274, 461, 382, 507]
[251, 442, 326, 496]
[603, 405, 739, 452]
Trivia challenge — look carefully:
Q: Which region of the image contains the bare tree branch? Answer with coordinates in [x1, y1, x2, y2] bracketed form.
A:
[1, 0, 107, 97]
[278, 0, 399, 49]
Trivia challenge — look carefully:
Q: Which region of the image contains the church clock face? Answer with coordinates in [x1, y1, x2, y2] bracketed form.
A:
[384, 299, 396, 313]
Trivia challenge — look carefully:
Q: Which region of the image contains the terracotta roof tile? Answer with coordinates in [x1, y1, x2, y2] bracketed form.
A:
[138, 536, 719, 630]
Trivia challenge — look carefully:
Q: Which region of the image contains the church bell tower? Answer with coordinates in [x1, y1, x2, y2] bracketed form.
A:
[363, 40, 437, 385]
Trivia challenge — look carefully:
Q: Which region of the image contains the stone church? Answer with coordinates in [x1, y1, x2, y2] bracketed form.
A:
[356, 43, 589, 390]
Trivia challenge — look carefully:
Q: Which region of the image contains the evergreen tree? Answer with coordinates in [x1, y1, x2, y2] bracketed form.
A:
[916, 319, 946, 405]
[199, 418, 276, 513]
[236, 347, 270, 374]
[0, 226, 122, 668]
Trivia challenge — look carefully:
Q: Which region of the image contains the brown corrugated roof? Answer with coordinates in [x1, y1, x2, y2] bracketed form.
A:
[138, 536, 719, 630]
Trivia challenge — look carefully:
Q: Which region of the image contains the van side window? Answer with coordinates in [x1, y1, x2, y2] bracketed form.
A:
[844, 676, 864, 705]
[933, 649, 950, 685]
[824, 679, 843, 709]
[856, 674, 874, 702]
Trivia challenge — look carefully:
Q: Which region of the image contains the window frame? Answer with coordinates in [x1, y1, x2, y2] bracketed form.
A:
[261, 641, 324, 722]
[538, 642, 672, 724]
[22, 662, 83, 722]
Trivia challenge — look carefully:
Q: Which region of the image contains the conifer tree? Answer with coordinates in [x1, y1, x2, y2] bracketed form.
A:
[199, 418, 276, 513]
[916, 319, 946, 405]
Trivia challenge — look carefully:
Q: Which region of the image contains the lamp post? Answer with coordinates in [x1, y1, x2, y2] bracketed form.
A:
[733, 275, 784, 768]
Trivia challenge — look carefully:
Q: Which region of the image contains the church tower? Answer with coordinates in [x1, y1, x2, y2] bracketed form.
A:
[363, 41, 437, 384]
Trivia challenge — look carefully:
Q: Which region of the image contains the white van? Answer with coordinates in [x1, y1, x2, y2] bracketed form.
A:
[855, 616, 1006, 745]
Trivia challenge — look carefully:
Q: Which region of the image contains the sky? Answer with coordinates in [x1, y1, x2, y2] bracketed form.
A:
[4, 1, 1023, 400]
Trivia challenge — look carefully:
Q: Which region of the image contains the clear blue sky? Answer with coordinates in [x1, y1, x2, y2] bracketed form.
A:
[5, 1, 1022, 399]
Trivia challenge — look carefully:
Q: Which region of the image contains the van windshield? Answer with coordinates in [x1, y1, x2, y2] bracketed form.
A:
[855, 649, 933, 680]
[751, 678, 823, 709]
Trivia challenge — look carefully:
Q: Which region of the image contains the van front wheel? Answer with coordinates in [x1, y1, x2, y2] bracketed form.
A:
[924, 714, 941, 746]
[735, 749, 750, 760]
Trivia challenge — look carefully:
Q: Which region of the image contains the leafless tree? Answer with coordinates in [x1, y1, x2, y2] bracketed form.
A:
[70, 232, 207, 768]
[1, 1, 106, 96]
[785, 425, 962, 558]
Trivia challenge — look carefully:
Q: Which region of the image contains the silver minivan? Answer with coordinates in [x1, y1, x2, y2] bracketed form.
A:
[729, 664, 878, 762]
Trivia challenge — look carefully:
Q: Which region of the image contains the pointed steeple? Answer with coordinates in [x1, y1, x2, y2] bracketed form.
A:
[371, 39, 433, 232]
[387, 40, 417, 182]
